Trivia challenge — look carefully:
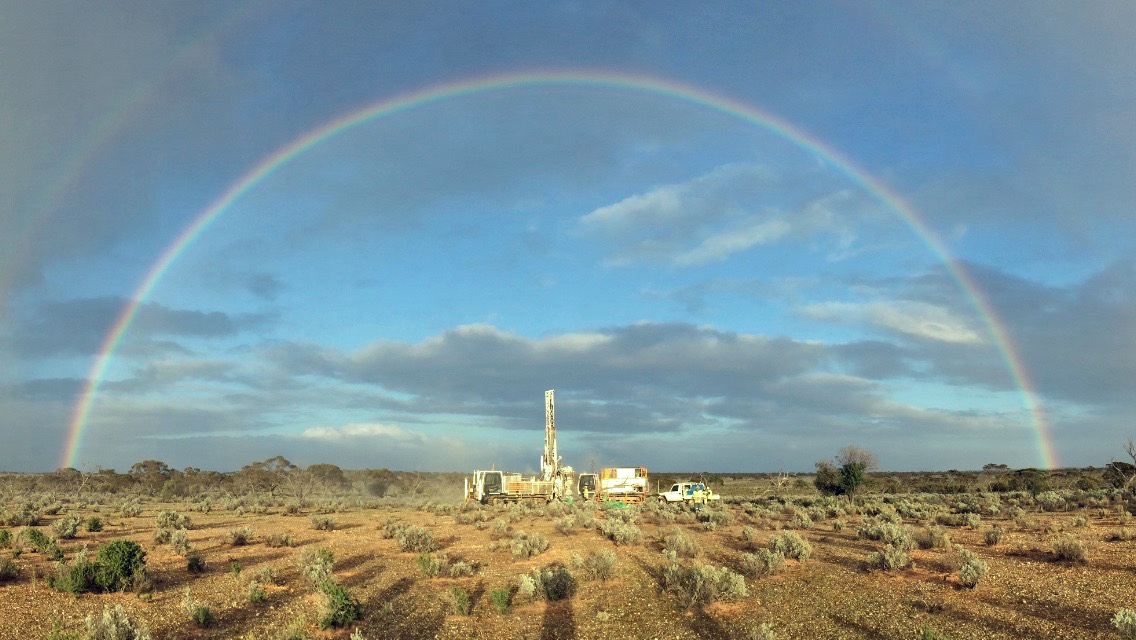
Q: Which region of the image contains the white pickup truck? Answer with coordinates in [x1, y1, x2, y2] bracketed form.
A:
[659, 482, 720, 503]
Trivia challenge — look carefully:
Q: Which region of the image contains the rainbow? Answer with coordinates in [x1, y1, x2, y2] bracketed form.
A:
[60, 69, 1056, 470]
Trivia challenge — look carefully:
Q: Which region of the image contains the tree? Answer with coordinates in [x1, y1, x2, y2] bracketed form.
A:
[814, 445, 879, 497]
[1106, 438, 1136, 490]
[128, 460, 172, 495]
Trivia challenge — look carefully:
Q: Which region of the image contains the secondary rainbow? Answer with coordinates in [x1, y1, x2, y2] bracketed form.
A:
[61, 69, 1056, 470]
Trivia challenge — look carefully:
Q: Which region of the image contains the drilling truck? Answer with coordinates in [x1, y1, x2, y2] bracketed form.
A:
[464, 390, 574, 504]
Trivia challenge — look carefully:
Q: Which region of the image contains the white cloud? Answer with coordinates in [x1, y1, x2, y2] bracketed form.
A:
[804, 300, 985, 345]
[300, 422, 421, 442]
[675, 218, 792, 265]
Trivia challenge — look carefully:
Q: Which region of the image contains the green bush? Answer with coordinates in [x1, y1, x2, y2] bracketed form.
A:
[85, 517, 103, 532]
[21, 527, 55, 554]
[490, 586, 511, 614]
[984, 527, 1004, 546]
[450, 586, 472, 615]
[0, 529, 9, 547]
[156, 511, 191, 530]
[920, 627, 950, 640]
[186, 551, 205, 573]
[84, 604, 152, 640]
[182, 591, 214, 627]
[248, 580, 267, 604]
[317, 580, 362, 629]
[0, 555, 19, 582]
[94, 539, 147, 592]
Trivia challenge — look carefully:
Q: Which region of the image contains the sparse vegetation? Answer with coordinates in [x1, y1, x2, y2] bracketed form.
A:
[956, 545, 988, 588]
[84, 605, 152, 640]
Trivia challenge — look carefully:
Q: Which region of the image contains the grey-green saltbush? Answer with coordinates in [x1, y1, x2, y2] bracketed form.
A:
[740, 549, 784, 577]
[599, 519, 643, 546]
[661, 556, 747, 609]
[868, 544, 910, 571]
[397, 526, 437, 552]
[663, 527, 701, 558]
[769, 531, 811, 561]
[511, 530, 550, 559]
[85, 604, 152, 640]
[1114, 608, 1136, 640]
[955, 545, 988, 588]
[571, 549, 617, 581]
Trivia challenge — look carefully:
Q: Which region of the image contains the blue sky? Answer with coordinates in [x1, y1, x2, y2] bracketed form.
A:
[2, 1, 1135, 473]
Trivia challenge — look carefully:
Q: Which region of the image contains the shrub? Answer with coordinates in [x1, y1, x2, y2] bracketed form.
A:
[599, 519, 643, 546]
[572, 549, 617, 581]
[231, 561, 241, 577]
[663, 527, 701, 558]
[554, 516, 575, 536]
[955, 545, 988, 588]
[186, 551, 206, 573]
[152, 527, 172, 545]
[517, 574, 537, 601]
[531, 563, 576, 601]
[52, 516, 80, 540]
[265, 532, 294, 547]
[156, 511, 191, 530]
[1114, 608, 1136, 640]
[95, 539, 147, 592]
[397, 526, 437, 552]
[84, 605, 152, 640]
[0, 555, 19, 582]
[511, 530, 550, 559]
[21, 527, 55, 554]
[318, 580, 362, 629]
[984, 527, 1004, 546]
[868, 544, 910, 571]
[182, 590, 214, 627]
[741, 526, 758, 543]
[1052, 536, 1088, 563]
[48, 545, 99, 594]
[740, 549, 784, 577]
[248, 580, 267, 604]
[450, 586, 472, 615]
[1072, 514, 1089, 527]
[85, 517, 103, 532]
[170, 528, 191, 555]
[769, 531, 811, 561]
[491, 586, 511, 614]
[300, 547, 335, 586]
[0, 529, 9, 547]
[920, 627, 950, 640]
[255, 566, 279, 585]
[310, 515, 336, 531]
[418, 552, 476, 578]
[225, 527, 252, 546]
[914, 527, 952, 550]
[661, 557, 747, 609]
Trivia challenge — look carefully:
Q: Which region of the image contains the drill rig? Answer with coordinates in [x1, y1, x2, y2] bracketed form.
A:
[463, 390, 574, 504]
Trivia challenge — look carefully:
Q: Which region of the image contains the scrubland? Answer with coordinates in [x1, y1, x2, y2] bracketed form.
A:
[0, 466, 1133, 639]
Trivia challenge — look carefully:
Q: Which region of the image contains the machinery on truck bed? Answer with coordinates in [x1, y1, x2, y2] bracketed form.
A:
[464, 390, 574, 504]
[577, 467, 649, 504]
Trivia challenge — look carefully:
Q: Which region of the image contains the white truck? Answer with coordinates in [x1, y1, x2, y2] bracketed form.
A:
[659, 481, 720, 504]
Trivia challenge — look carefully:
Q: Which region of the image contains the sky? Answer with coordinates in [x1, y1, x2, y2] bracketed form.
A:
[2, 2, 1135, 474]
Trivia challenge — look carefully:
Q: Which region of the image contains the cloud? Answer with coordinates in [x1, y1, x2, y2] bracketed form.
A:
[803, 300, 985, 345]
[579, 164, 865, 266]
[6, 297, 269, 357]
